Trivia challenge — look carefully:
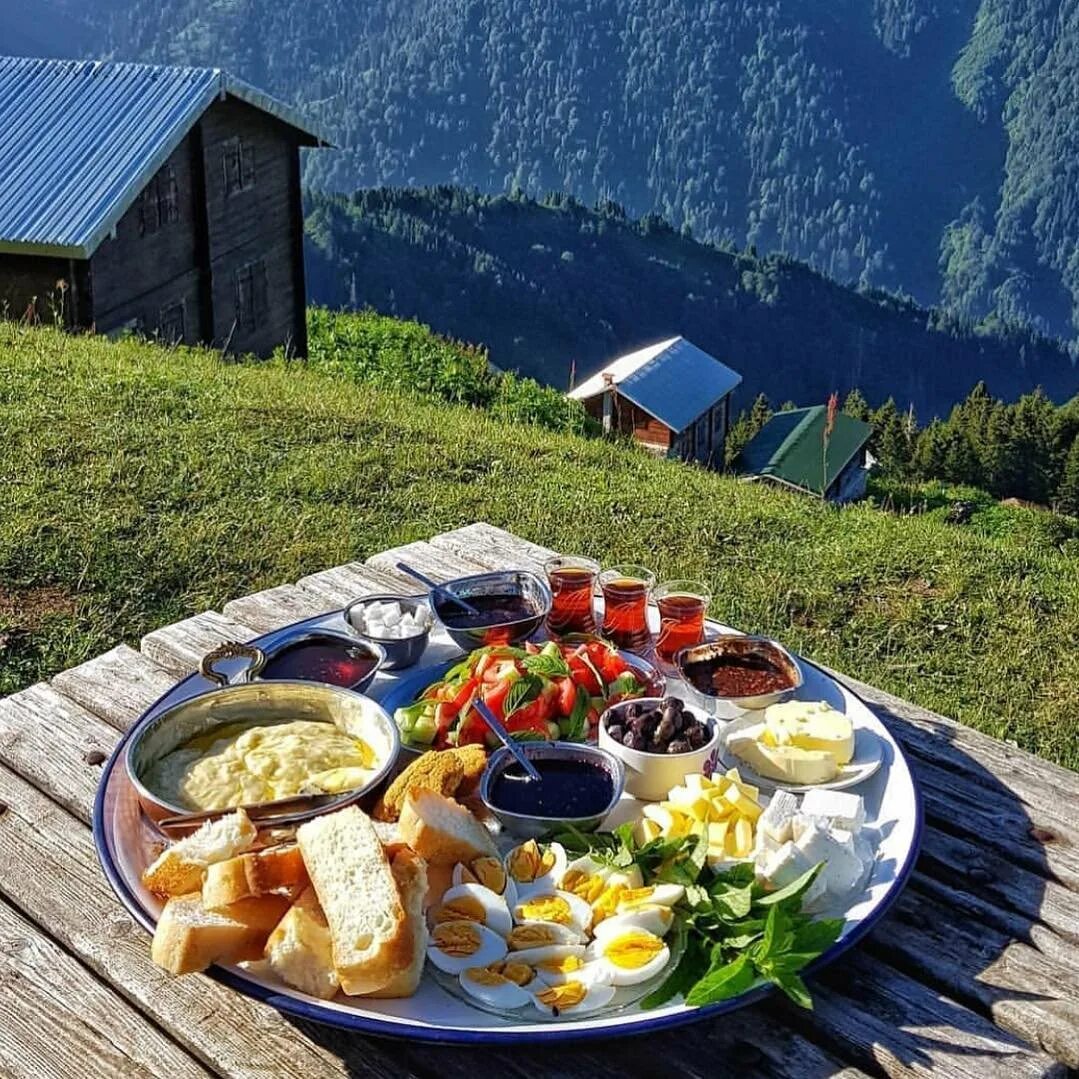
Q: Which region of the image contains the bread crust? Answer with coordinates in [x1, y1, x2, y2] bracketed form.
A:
[365, 849, 428, 998]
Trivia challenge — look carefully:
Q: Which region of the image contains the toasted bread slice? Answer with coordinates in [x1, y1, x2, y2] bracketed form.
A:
[202, 844, 308, 910]
[397, 788, 497, 866]
[366, 848, 428, 998]
[264, 886, 340, 1000]
[151, 891, 290, 975]
[142, 809, 257, 897]
[297, 806, 411, 996]
[373, 750, 464, 822]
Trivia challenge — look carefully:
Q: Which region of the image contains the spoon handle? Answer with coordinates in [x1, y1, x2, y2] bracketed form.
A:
[473, 699, 543, 782]
[395, 562, 480, 616]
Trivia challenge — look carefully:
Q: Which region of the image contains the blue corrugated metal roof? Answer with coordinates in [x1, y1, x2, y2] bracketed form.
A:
[0, 56, 326, 258]
[569, 336, 742, 432]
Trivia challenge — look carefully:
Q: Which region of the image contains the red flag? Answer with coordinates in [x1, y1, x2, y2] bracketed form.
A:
[824, 392, 839, 441]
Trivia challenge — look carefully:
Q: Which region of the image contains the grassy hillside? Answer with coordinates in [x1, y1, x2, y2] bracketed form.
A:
[1, 320, 1076, 769]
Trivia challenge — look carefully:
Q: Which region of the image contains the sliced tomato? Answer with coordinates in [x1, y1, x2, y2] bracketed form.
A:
[447, 676, 479, 714]
[555, 676, 577, 717]
[456, 706, 490, 746]
[480, 676, 515, 721]
[505, 710, 550, 737]
[474, 652, 495, 678]
[568, 657, 601, 695]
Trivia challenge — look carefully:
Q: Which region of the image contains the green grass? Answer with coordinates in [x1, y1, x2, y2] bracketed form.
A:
[1, 322, 1077, 770]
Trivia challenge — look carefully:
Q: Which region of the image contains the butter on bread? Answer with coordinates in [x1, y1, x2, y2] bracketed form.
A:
[397, 788, 497, 866]
[202, 844, 308, 910]
[365, 848, 428, 998]
[264, 886, 340, 1000]
[151, 891, 290, 974]
[296, 805, 412, 996]
[142, 809, 257, 897]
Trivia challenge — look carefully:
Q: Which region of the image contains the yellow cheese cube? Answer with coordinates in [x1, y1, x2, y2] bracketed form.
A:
[733, 817, 753, 857]
[722, 786, 763, 822]
[685, 773, 709, 792]
[706, 821, 729, 845]
[635, 818, 662, 844]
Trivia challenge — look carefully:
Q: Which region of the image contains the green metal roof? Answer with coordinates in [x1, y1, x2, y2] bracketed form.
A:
[736, 406, 872, 495]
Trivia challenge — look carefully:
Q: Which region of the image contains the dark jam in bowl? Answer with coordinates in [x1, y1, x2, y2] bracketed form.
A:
[682, 652, 794, 699]
[262, 637, 379, 689]
[489, 758, 614, 819]
[436, 592, 537, 629]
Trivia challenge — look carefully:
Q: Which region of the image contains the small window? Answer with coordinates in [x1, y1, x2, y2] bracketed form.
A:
[137, 184, 160, 236]
[223, 137, 255, 196]
[158, 301, 185, 344]
[159, 166, 180, 224]
[235, 259, 268, 331]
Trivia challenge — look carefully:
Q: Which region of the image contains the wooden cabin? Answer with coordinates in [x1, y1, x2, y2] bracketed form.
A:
[736, 406, 874, 502]
[0, 57, 327, 357]
[568, 337, 742, 468]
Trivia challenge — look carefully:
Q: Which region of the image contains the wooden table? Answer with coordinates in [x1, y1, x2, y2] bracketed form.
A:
[1, 523, 1077, 1079]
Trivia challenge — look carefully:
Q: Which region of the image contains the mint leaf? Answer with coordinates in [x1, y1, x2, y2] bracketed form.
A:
[753, 863, 822, 908]
[607, 670, 644, 698]
[791, 917, 844, 955]
[558, 684, 590, 741]
[522, 652, 571, 678]
[684, 953, 756, 1006]
[711, 881, 753, 920]
[769, 971, 813, 1010]
[503, 674, 542, 717]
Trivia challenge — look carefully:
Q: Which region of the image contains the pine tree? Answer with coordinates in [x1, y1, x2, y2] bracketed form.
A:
[1058, 437, 1079, 516]
[871, 398, 911, 478]
[982, 403, 1019, 496]
[842, 388, 871, 421]
[748, 393, 773, 432]
[913, 420, 948, 477]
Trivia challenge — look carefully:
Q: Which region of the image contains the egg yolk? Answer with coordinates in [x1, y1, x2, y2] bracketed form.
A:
[604, 931, 665, 969]
[591, 883, 626, 924]
[471, 857, 507, 894]
[432, 922, 482, 957]
[499, 961, 535, 986]
[561, 869, 606, 903]
[464, 966, 510, 987]
[507, 840, 556, 882]
[433, 896, 488, 925]
[537, 954, 583, 975]
[536, 982, 588, 1010]
[508, 924, 558, 949]
[517, 895, 572, 925]
[617, 886, 656, 909]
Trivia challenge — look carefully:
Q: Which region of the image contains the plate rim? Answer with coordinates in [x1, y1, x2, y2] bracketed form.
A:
[91, 624, 923, 1044]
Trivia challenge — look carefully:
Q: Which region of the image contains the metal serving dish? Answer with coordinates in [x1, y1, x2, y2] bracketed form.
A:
[479, 741, 625, 840]
[432, 569, 552, 651]
[125, 641, 399, 827]
[675, 635, 803, 719]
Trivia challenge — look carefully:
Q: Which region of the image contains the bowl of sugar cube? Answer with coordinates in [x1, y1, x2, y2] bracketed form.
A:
[344, 594, 432, 670]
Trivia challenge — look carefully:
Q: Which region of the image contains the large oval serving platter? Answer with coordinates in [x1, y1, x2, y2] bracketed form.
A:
[94, 602, 922, 1044]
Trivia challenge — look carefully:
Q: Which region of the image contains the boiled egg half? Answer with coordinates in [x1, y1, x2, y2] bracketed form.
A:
[588, 929, 670, 986]
[430, 883, 512, 938]
[427, 920, 507, 975]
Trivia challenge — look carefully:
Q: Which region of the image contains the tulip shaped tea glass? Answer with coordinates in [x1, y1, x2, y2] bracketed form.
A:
[599, 565, 655, 653]
[654, 580, 711, 663]
[545, 555, 600, 637]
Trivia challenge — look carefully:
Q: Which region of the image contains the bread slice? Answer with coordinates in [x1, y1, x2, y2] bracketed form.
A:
[397, 788, 497, 866]
[264, 886, 340, 1000]
[296, 806, 411, 996]
[151, 891, 290, 975]
[366, 848, 428, 998]
[373, 750, 463, 822]
[142, 809, 257, 897]
[202, 845, 308, 911]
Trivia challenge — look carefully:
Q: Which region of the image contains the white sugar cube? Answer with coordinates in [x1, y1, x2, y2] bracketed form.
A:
[759, 789, 799, 843]
[799, 789, 865, 834]
[381, 603, 402, 627]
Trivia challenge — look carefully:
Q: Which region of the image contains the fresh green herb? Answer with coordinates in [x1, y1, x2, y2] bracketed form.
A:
[503, 673, 542, 716]
[607, 670, 644, 698]
[558, 684, 590, 741]
[522, 652, 572, 678]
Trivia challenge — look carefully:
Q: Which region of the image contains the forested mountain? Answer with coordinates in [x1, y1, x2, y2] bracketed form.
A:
[14, 0, 1079, 348]
[304, 186, 1076, 419]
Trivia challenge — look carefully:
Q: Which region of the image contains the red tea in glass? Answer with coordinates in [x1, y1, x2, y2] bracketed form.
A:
[545, 555, 599, 636]
[599, 565, 656, 653]
[655, 580, 711, 663]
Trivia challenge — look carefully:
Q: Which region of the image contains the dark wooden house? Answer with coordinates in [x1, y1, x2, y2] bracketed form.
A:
[0, 57, 327, 357]
[568, 336, 743, 467]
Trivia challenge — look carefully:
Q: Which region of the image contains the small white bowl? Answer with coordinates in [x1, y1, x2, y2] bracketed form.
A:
[598, 697, 721, 802]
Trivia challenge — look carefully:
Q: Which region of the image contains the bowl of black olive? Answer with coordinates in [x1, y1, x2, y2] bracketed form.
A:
[598, 696, 720, 801]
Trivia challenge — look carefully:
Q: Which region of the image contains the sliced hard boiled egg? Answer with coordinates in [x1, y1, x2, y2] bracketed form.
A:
[589, 929, 670, 986]
[509, 943, 586, 968]
[430, 883, 512, 938]
[426, 920, 507, 975]
[534, 956, 614, 987]
[504, 840, 566, 898]
[591, 904, 674, 941]
[615, 883, 685, 911]
[453, 856, 518, 907]
[513, 889, 593, 936]
[458, 963, 533, 1009]
[532, 979, 617, 1016]
[507, 921, 584, 950]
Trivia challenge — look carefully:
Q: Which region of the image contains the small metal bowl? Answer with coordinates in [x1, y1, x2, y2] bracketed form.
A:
[343, 594, 431, 671]
[124, 677, 400, 828]
[479, 741, 625, 840]
[256, 630, 385, 693]
[675, 635, 803, 719]
[432, 569, 553, 651]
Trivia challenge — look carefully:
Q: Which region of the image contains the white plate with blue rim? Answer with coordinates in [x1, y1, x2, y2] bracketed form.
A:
[93, 604, 921, 1044]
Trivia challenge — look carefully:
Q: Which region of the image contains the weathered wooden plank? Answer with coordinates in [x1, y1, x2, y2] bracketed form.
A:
[0, 684, 113, 821]
[0, 762, 414, 1079]
[868, 883, 1079, 1066]
[800, 949, 1067, 1078]
[141, 611, 257, 676]
[0, 898, 212, 1079]
[366, 540, 491, 586]
[429, 522, 558, 575]
[51, 644, 176, 733]
[295, 561, 414, 606]
[221, 584, 333, 634]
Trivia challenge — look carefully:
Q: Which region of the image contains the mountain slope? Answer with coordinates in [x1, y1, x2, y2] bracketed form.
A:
[304, 186, 1077, 418]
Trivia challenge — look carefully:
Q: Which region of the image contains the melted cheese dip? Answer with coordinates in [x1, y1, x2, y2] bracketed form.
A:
[147, 719, 379, 811]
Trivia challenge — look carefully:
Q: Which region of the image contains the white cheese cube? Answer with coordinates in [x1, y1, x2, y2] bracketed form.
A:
[799, 789, 865, 834]
[801, 872, 829, 912]
[754, 826, 783, 860]
[790, 813, 829, 843]
[759, 840, 812, 891]
[758, 789, 799, 843]
[795, 820, 864, 898]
